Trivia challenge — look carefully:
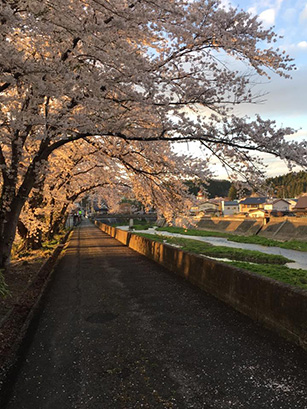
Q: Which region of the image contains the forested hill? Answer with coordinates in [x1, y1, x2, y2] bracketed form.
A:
[267, 171, 307, 198]
[185, 179, 231, 198]
[185, 171, 307, 199]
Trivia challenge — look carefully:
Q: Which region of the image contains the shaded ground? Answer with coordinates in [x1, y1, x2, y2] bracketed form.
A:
[0, 251, 57, 368]
[0, 254, 50, 318]
[3, 220, 307, 409]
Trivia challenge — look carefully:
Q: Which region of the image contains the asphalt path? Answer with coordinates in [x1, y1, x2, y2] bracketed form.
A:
[4, 220, 307, 409]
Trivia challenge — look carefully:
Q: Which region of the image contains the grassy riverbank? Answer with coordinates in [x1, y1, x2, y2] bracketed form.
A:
[137, 234, 291, 264]
[136, 233, 307, 290]
[227, 261, 307, 290]
[154, 226, 307, 252]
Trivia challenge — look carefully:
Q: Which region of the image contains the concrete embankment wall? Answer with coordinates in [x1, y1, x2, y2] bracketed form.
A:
[197, 217, 262, 235]
[95, 221, 307, 351]
[196, 216, 307, 240]
[259, 217, 307, 240]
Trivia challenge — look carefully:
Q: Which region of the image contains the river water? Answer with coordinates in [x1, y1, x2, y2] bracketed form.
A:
[119, 227, 307, 270]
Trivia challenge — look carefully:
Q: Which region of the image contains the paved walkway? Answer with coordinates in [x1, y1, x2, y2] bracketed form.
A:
[4, 221, 307, 408]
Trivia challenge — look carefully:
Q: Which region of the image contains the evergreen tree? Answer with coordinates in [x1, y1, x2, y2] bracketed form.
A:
[228, 185, 238, 200]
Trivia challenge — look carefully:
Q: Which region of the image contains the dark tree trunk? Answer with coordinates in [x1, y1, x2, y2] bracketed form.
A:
[17, 220, 43, 252]
[48, 203, 69, 241]
[0, 169, 36, 268]
[0, 203, 23, 268]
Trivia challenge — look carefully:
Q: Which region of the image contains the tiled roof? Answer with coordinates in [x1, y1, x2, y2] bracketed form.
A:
[294, 196, 307, 209]
[224, 201, 239, 206]
[239, 197, 267, 205]
[272, 199, 290, 205]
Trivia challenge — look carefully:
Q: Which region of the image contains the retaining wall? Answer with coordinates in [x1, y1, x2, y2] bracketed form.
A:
[197, 217, 263, 235]
[95, 220, 307, 351]
[259, 217, 307, 240]
[196, 216, 307, 240]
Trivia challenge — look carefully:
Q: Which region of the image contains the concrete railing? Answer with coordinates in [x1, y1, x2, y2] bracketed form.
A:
[95, 221, 307, 350]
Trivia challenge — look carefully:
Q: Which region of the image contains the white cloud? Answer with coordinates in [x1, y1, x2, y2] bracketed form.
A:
[233, 67, 307, 132]
[259, 8, 276, 27]
[247, 6, 257, 16]
[298, 41, 307, 49]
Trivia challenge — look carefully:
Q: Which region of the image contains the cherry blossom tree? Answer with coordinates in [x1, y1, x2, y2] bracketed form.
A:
[18, 139, 204, 250]
[1, 0, 307, 267]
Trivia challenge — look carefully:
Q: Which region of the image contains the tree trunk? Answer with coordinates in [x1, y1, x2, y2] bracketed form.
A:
[0, 198, 28, 269]
[48, 203, 69, 241]
[24, 231, 43, 250]
[0, 214, 20, 268]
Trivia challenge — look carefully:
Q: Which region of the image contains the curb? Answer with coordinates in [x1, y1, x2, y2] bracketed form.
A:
[0, 229, 73, 406]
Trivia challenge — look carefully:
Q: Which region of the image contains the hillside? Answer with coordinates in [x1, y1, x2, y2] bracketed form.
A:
[267, 171, 307, 198]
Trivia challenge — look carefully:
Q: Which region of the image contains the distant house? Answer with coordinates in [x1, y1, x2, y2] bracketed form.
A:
[191, 200, 219, 216]
[264, 199, 290, 214]
[249, 209, 269, 218]
[221, 200, 240, 216]
[287, 199, 298, 211]
[293, 196, 307, 215]
[198, 201, 219, 215]
[239, 197, 267, 214]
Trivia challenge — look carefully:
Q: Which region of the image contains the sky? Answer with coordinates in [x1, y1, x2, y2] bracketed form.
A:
[229, 0, 307, 176]
[196, 0, 307, 178]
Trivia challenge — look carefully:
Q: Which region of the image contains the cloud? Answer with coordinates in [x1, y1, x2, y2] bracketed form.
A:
[233, 67, 307, 131]
[298, 41, 307, 49]
[247, 6, 257, 16]
[259, 8, 276, 27]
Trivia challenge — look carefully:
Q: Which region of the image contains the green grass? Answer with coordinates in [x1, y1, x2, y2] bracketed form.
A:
[156, 226, 229, 238]
[131, 224, 155, 230]
[137, 233, 307, 290]
[227, 235, 307, 251]
[137, 234, 292, 265]
[227, 261, 307, 290]
[156, 226, 307, 252]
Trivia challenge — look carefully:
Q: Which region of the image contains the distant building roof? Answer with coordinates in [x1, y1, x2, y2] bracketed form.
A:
[294, 196, 307, 210]
[224, 201, 239, 206]
[272, 199, 290, 205]
[239, 197, 267, 205]
[94, 204, 108, 211]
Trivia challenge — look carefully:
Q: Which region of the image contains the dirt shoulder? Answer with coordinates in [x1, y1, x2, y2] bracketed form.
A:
[0, 231, 72, 396]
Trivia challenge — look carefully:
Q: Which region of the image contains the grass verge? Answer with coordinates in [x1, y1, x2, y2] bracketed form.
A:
[137, 233, 307, 290]
[137, 234, 292, 264]
[132, 224, 155, 230]
[227, 261, 307, 290]
[156, 226, 307, 252]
